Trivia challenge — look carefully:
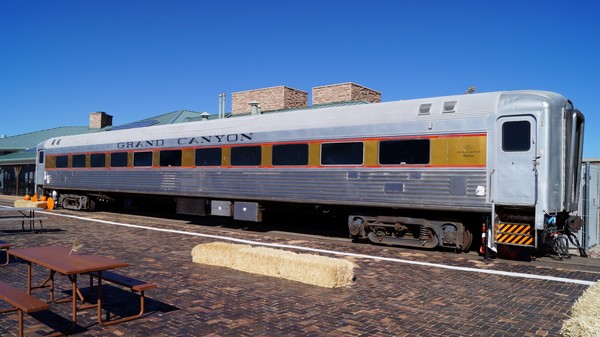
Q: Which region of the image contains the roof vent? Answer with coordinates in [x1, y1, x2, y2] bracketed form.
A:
[249, 101, 261, 115]
[419, 103, 432, 115]
[443, 101, 457, 113]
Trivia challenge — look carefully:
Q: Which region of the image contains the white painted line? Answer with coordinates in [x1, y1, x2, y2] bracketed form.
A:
[39, 210, 598, 286]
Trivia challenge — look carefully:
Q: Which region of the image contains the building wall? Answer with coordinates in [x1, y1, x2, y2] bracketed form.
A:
[312, 82, 381, 105]
[231, 86, 308, 115]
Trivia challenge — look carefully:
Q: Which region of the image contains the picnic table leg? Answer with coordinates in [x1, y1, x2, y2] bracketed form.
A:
[71, 274, 77, 326]
[26, 262, 32, 295]
[97, 272, 103, 325]
[18, 310, 24, 337]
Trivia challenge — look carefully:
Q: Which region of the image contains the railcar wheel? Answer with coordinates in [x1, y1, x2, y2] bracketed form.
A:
[462, 229, 473, 252]
[87, 199, 96, 212]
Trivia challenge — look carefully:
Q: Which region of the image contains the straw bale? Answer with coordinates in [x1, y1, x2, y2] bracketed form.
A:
[13, 200, 47, 208]
[561, 281, 600, 337]
[191, 242, 355, 288]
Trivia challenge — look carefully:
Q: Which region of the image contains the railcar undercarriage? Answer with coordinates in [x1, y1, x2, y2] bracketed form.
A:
[348, 215, 474, 252]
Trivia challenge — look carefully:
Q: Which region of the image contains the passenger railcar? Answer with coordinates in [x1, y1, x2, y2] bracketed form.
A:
[35, 90, 585, 255]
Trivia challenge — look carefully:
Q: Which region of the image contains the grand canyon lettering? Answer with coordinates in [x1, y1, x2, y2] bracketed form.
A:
[116, 133, 253, 149]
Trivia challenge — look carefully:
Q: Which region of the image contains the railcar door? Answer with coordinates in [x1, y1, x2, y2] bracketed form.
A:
[35, 149, 46, 194]
[492, 115, 537, 205]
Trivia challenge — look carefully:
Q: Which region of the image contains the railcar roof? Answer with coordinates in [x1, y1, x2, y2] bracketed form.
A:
[40, 90, 566, 148]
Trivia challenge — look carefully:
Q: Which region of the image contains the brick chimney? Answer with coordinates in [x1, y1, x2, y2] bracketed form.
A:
[312, 82, 381, 105]
[89, 111, 113, 129]
[231, 86, 308, 115]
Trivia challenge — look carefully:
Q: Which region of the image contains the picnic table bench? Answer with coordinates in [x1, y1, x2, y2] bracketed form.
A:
[0, 207, 47, 232]
[88, 270, 157, 325]
[0, 280, 49, 337]
[0, 240, 12, 266]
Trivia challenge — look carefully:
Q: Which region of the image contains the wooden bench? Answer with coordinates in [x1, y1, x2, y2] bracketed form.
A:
[0, 280, 50, 337]
[89, 270, 157, 325]
[0, 240, 12, 266]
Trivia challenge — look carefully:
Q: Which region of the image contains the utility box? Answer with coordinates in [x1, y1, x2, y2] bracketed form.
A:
[176, 197, 206, 216]
[211, 200, 233, 217]
[234, 202, 262, 222]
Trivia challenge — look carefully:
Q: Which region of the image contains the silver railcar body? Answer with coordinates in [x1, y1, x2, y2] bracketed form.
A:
[36, 90, 584, 254]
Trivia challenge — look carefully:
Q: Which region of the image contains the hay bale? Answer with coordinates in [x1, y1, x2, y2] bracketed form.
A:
[191, 242, 355, 288]
[13, 200, 47, 209]
[561, 281, 600, 337]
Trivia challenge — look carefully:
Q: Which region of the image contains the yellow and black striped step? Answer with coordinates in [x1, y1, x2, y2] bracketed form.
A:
[495, 222, 534, 246]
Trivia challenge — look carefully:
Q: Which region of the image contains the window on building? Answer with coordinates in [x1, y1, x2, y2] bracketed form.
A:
[90, 153, 106, 168]
[321, 142, 364, 165]
[231, 146, 261, 166]
[159, 150, 182, 167]
[195, 148, 222, 166]
[272, 144, 308, 166]
[133, 151, 153, 167]
[56, 155, 69, 168]
[110, 152, 128, 167]
[502, 121, 531, 152]
[72, 154, 86, 168]
[379, 139, 430, 165]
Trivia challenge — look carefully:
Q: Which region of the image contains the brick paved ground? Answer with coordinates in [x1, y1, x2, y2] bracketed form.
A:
[0, 197, 598, 336]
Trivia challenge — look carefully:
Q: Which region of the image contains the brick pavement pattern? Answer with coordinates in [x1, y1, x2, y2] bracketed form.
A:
[0, 199, 597, 336]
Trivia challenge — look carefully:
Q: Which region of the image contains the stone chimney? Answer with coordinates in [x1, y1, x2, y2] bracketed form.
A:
[89, 111, 113, 129]
[312, 82, 381, 105]
[231, 86, 308, 115]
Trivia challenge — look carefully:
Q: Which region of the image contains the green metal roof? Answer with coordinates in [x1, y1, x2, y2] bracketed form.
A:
[0, 110, 206, 165]
[110, 110, 205, 130]
[0, 126, 103, 151]
[0, 148, 37, 165]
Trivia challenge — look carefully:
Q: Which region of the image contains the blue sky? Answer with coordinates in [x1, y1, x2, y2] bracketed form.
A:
[1, 1, 599, 157]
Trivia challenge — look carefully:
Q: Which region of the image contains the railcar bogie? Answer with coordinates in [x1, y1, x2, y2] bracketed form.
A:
[348, 214, 475, 252]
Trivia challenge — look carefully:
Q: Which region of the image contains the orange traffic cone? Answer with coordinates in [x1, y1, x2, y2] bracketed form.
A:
[479, 223, 486, 255]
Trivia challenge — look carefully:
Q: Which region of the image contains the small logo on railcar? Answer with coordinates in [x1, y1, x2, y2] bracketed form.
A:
[456, 144, 481, 158]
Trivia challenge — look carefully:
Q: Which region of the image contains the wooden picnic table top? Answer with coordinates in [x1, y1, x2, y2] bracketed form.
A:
[0, 207, 42, 213]
[8, 246, 128, 276]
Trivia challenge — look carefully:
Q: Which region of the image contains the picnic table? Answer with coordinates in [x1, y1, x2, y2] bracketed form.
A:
[8, 246, 129, 329]
[0, 207, 47, 232]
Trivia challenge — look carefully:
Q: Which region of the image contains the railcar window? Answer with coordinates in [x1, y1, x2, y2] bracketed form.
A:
[195, 148, 222, 166]
[110, 152, 128, 167]
[38, 151, 44, 164]
[90, 153, 106, 168]
[133, 151, 153, 167]
[321, 142, 364, 165]
[56, 155, 69, 168]
[379, 139, 430, 165]
[419, 103, 432, 115]
[72, 154, 86, 168]
[159, 150, 182, 167]
[231, 146, 261, 166]
[272, 144, 309, 166]
[502, 121, 531, 152]
[443, 101, 457, 113]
